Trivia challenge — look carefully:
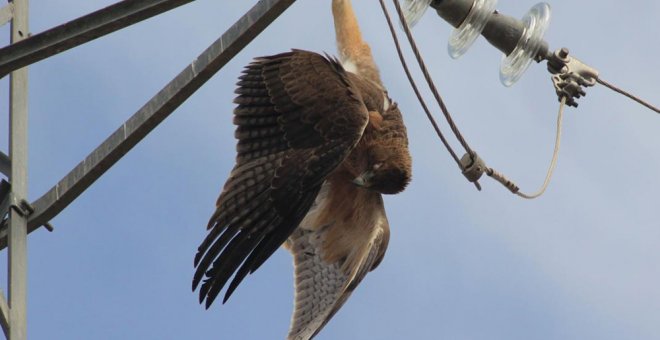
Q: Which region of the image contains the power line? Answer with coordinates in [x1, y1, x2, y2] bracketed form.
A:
[597, 77, 660, 114]
[378, 0, 462, 169]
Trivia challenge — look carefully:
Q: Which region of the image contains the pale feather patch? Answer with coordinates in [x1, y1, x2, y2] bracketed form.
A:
[383, 94, 391, 111]
[340, 58, 359, 75]
[298, 181, 331, 232]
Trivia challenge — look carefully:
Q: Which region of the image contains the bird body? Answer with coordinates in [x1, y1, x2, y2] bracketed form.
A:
[193, 1, 411, 339]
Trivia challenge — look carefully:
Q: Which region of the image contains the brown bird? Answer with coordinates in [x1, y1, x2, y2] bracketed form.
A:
[192, 1, 411, 339]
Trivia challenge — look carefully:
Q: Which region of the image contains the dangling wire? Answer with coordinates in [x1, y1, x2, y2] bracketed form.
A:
[482, 97, 566, 199]
[516, 97, 566, 199]
[513, 97, 566, 199]
[597, 77, 660, 114]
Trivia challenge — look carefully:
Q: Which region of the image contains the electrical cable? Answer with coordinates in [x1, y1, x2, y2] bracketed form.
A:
[377, 0, 462, 169]
[506, 97, 565, 199]
[596, 77, 660, 114]
[390, 0, 477, 159]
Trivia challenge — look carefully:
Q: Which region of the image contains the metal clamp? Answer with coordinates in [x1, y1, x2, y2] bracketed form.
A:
[0, 182, 54, 232]
[547, 47, 599, 107]
[10, 198, 33, 218]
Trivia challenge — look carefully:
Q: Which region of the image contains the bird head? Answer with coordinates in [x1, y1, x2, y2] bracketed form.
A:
[353, 146, 411, 195]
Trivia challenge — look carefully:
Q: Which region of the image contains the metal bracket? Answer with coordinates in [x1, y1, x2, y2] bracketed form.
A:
[1, 194, 29, 220]
[547, 47, 599, 107]
[0, 180, 53, 236]
[9, 198, 33, 218]
[0, 182, 32, 219]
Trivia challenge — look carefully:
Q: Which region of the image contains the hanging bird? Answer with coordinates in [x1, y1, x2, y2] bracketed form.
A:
[193, 1, 412, 339]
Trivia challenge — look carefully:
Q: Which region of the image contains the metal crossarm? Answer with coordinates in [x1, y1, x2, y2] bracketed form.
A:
[0, 0, 195, 77]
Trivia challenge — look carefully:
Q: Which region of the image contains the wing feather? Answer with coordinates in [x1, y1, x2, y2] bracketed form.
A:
[193, 50, 370, 308]
[286, 193, 390, 340]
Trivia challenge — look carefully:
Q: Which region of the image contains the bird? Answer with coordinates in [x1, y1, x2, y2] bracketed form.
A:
[192, 1, 412, 339]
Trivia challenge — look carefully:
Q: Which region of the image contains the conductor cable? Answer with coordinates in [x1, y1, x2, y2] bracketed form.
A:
[596, 77, 660, 114]
[378, 0, 463, 169]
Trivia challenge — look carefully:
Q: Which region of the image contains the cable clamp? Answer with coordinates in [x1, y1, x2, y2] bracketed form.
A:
[547, 48, 599, 107]
[460, 152, 486, 185]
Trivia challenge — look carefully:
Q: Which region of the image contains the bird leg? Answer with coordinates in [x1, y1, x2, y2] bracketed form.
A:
[331, 0, 382, 84]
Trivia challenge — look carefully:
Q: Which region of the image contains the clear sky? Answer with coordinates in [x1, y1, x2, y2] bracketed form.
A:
[1, 1, 659, 339]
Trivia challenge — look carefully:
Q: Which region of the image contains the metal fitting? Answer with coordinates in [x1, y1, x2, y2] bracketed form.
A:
[460, 152, 486, 183]
[547, 47, 599, 107]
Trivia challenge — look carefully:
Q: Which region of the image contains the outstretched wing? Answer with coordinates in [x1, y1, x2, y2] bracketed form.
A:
[193, 50, 370, 308]
[286, 192, 390, 340]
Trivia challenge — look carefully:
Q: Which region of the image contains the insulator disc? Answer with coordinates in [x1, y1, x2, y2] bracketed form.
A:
[499, 2, 551, 86]
[447, 0, 498, 59]
[399, 0, 432, 28]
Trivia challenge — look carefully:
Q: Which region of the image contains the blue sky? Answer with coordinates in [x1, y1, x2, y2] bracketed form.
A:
[1, 1, 659, 339]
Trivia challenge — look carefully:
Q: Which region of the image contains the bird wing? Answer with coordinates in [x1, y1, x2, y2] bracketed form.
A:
[286, 190, 390, 340]
[192, 50, 370, 308]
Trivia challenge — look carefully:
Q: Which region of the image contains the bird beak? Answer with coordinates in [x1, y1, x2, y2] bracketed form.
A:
[352, 171, 375, 187]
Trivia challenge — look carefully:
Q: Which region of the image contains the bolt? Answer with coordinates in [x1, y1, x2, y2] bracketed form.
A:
[558, 48, 569, 59]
